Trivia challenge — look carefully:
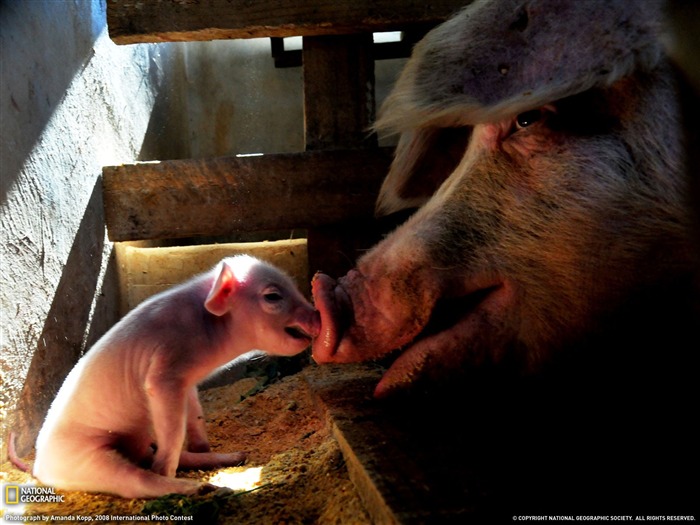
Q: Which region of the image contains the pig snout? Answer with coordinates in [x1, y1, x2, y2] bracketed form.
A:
[312, 257, 437, 367]
[312, 268, 424, 382]
[312, 250, 514, 398]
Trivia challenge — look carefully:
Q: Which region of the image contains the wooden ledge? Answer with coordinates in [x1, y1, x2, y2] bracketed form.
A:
[107, 0, 468, 45]
[102, 147, 393, 242]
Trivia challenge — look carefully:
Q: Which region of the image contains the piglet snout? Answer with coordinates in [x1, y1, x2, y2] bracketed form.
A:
[285, 307, 321, 342]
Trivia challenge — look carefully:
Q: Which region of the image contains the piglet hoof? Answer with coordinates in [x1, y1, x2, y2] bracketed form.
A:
[221, 451, 247, 467]
[152, 458, 178, 478]
[196, 483, 221, 496]
[210, 486, 235, 498]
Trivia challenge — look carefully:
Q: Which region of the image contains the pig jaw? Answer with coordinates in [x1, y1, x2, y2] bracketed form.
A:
[371, 280, 515, 398]
[311, 239, 515, 397]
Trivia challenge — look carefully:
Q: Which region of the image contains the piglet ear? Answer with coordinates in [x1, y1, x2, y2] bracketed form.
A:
[204, 262, 238, 316]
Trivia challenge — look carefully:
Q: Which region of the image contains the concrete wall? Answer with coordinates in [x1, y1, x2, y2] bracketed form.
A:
[0, 1, 405, 455]
[0, 0, 182, 454]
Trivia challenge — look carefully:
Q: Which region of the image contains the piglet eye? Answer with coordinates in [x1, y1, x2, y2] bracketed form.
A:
[263, 287, 284, 303]
[515, 109, 543, 129]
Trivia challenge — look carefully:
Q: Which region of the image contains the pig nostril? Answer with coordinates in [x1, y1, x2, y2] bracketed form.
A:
[285, 326, 310, 340]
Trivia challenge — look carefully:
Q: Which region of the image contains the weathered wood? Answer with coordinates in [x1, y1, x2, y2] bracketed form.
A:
[102, 148, 393, 242]
[303, 33, 382, 278]
[303, 34, 376, 151]
[271, 29, 430, 68]
[303, 364, 487, 524]
[303, 364, 398, 525]
[106, 0, 468, 45]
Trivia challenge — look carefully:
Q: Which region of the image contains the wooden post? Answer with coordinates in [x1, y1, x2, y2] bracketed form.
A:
[303, 34, 376, 151]
[303, 34, 383, 278]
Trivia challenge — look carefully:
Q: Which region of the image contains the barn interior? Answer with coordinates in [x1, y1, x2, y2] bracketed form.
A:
[2, 1, 699, 523]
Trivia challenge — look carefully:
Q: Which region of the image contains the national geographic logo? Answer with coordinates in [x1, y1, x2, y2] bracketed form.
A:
[3, 485, 65, 504]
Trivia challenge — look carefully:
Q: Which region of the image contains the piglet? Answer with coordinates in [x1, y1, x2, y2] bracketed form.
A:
[28, 255, 319, 499]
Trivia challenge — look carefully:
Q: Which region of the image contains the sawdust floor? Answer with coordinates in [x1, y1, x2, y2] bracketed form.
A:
[1, 366, 372, 524]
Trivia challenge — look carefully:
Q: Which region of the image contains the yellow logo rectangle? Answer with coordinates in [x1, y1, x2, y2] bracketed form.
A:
[4, 485, 19, 505]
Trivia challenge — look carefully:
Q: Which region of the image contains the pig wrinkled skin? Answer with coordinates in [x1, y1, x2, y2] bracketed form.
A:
[312, 0, 698, 398]
[31, 255, 319, 499]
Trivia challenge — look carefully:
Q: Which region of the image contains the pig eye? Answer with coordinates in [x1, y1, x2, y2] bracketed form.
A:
[515, 109, 543, 129]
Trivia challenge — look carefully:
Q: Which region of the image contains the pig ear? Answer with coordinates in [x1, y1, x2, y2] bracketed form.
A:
[375, 126, 471, 216]
[205, 262, 239, 316]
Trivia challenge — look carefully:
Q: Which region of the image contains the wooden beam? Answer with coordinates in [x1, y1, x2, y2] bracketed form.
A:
[106, 0, 468, 45]
[271, 29, 430, 68]
[102, 148, 393, 242]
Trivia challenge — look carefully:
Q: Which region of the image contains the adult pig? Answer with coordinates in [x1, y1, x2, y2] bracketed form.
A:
[31, 255, 319, 498]
[312, 0, 698, 398]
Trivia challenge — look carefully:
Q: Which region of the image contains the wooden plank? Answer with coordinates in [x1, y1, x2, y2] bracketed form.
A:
[304, 358, 699, 522]
[106, 0, 468, 45]
[303, 364, 399, 524]
[102, 148, 393, 242]
[303, 364, 486, 524]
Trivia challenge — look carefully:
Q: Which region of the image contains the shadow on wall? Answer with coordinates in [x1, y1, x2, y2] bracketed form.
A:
[0, 0, 105, 204]
[11, 180, 121, 456]
[137, 44, 191, 162]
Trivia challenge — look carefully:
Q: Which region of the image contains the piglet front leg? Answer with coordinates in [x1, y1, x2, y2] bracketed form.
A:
[145, 357, 189, 478]
[185, 387, 210, 453]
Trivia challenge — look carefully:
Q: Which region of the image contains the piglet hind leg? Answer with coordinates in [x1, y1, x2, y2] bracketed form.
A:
[96, 451, 208, 498]
[35, 444, 206, 499]
[181, 389, 247, 469]
[181, 387, 247, 467]
[178, 450, 247, 470]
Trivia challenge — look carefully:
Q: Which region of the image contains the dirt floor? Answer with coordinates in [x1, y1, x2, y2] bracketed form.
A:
[1, 365, 372, 524]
